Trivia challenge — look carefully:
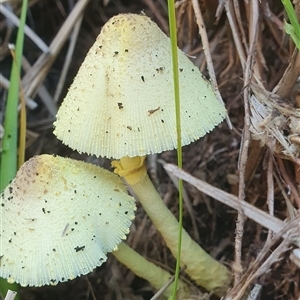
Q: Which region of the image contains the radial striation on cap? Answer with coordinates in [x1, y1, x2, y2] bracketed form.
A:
[54, 13, 227, 159]
[0, 154, 136, 287]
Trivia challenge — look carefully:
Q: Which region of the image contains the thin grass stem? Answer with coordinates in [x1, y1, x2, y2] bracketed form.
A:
[0, 0, 28, 298]
[167, 2, 183, 298]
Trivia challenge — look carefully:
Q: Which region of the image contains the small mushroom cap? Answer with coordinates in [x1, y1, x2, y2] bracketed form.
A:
[54, 13, 227, 159]
[0, 154, 135, 287]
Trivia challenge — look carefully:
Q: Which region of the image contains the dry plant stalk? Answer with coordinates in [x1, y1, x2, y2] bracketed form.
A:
[21, 0, 89, 98]
[163, 163, 298, 241]
[164, 163, 300, 299]
[4, 290, 17, 300]
[219, 0, 261, 283]
[249, 86, 300, 161]
[224, 217, 300, 300]
[0, 0, 88, 116]
[190, 0, 232, 129]
[175, 1, 299, 298]
[249, 84, 300, 207]
[215, 0, 300, 294]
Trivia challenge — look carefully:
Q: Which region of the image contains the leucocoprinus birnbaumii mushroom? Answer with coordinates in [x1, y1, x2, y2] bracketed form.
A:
[53, 13, 230, 294]
[0, 156, 190, 297]
[54, 13, 226, 159]
[0, 154, 135, 287]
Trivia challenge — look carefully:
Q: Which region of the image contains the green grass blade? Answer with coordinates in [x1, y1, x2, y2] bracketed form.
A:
[167, 1, 183, 299]
[284, 20, 300, 49]
[0, 0, 28, 189]
[0, 0, 28, 298]
[282, 0, 300, 49]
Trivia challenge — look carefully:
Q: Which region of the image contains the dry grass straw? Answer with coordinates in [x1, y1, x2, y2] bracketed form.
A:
[4, 290, 17, 300]
[170, 0, 300, 299]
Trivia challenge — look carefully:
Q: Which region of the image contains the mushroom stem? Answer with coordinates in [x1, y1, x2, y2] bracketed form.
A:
[112, 242, 190, 298]
[112, 156, 231, 296]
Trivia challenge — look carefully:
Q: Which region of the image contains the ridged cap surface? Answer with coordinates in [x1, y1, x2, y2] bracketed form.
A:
[54, 13, 226, 159]
[0, 154, 135, 286]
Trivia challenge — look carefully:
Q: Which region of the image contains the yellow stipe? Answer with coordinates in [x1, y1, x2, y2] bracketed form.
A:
[112, 156, 147, 185]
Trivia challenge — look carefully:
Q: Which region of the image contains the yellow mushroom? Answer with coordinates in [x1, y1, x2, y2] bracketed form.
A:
[53, 14, 226, 159]
[54, 13, 230, 295]
[0, 155, 191, 298]
[0, 155, 135, 287]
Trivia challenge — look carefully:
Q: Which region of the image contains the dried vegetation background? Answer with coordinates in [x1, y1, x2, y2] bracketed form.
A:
[0, 0, 300, 299]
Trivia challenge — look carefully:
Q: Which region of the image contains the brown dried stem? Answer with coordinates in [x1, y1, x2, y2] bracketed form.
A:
[191, 0, 232, 129]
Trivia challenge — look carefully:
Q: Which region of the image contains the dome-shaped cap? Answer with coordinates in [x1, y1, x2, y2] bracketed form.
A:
[54, 13, 226, 159]
[0, 154, 135, 287]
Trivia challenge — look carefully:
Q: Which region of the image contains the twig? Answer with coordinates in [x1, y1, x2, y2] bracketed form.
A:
[0, 73, 37, 109]
[0, 3, 49, 53]
[150, 274, 176, 300]
[150, 266, 187, 300]
[233, 0, 248, 53]
[85, 277, 97, 300]
[225, 217, 299, 299]
[223, 0, 246, 70]
[21, 56, 57, 116]
[246, 284, 262, 300]
[4, 290, 17, 300]
[273, 171, 298, 219]
[158, 158, 200, 242]
[277, 157, 300, 208]
[21, 0, 90, 98]
[143, 0, 169, 33]
[163, 163, 300, 247]
[233, 0, 259, 283]
[272, 49, 300, 99]
[191, 0, 232, 129]
[53, 13, 83, 103]
[266, 151, 275, 242]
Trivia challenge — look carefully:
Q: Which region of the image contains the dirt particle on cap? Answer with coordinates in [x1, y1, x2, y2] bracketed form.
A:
[74, 245, 85, 252]
[148, 106, 160, 116]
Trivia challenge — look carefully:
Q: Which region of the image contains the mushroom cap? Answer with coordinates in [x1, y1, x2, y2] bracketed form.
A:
[0, 154, 136, 287]
[54, 13, 226, 159]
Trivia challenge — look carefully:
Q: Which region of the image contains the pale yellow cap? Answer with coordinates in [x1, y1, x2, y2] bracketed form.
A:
[0, 154, 135, 287]
[54, 13, 226, 159]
